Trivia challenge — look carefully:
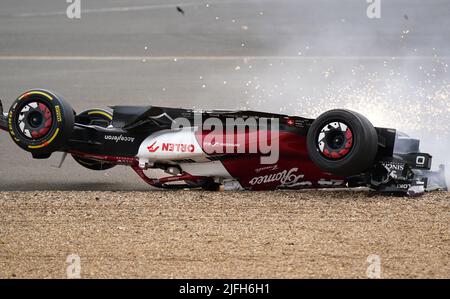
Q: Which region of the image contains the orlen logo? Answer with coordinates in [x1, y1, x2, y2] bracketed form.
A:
[249, 167, 304, 186]
[148, 141, 195, 153]
[147, 141, 160, 153]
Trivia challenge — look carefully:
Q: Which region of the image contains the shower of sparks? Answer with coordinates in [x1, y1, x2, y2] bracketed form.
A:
[240, 56, 450, 141]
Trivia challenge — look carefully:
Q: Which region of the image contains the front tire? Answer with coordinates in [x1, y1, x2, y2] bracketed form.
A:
[8, 89, 75, 157]
[72, 109, 116, 171]
[306, 109, 378, 176]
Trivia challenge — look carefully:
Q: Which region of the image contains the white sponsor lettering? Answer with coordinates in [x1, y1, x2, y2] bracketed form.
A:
[318, 179, 345, 186]
[381, 162, 404, 171]
[249, 168, 304, 186]
[104, 134, 135, 143]
[255, 165, 278, 173]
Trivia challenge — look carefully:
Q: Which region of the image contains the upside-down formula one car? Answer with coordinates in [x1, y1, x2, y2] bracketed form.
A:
[0, 89, 447, 195]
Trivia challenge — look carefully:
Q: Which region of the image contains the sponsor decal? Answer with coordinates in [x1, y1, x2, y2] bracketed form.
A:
[104, 134, 135, 143]
[203, 141, 240, 148]
[381, 161, 404, 171]
[8, 111, 14, 136]
[415, 155, 426, 166]
[147, 141, 159, 153]
[249, 167, 304, 186]
[381, 161, 406, 179]
[147, 141, 195, 153]
[55, 105, 62, 123]
[318, 179, 345, 186]
[254, 165, 278, 173]
[396, 183, 410, 189]
[162, 143, 195, 152]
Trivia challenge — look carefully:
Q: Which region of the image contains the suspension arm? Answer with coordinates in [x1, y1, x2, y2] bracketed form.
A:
[0, 100, 8, 132]
[70, 150, 211, 189]
[131, 165, 210, 189]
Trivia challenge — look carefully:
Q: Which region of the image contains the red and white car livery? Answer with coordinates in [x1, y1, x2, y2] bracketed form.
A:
[0, 89, 447, 195]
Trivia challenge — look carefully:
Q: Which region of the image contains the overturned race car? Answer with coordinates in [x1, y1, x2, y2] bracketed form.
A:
[0, 89, 447, 195]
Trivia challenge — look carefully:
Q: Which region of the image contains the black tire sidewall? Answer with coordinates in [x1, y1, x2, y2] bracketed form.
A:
[71, 109, 116, 171]
[8, 89, 74, 155]
[307, 109, 378, 176]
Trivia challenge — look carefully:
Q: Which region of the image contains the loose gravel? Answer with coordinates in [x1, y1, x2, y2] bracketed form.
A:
[0, 190, 448, 278]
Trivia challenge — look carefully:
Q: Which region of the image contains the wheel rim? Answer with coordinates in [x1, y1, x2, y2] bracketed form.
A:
[17, 101, 53, 139]
[317, 121, 353, 160]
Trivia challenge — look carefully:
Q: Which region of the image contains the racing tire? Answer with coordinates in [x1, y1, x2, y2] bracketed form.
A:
[8, 89, 75, 157]
[72, 109, 116, 171]
[306, 109, 378, 176]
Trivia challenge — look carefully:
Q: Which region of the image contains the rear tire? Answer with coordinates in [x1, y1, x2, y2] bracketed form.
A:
[72, 109, 116, 171]
[8, 89, 74, 157]
[306, 109, 378, 176]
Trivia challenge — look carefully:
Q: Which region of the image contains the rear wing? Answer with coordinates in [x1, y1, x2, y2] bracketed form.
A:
[0, 100, 8, 131]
